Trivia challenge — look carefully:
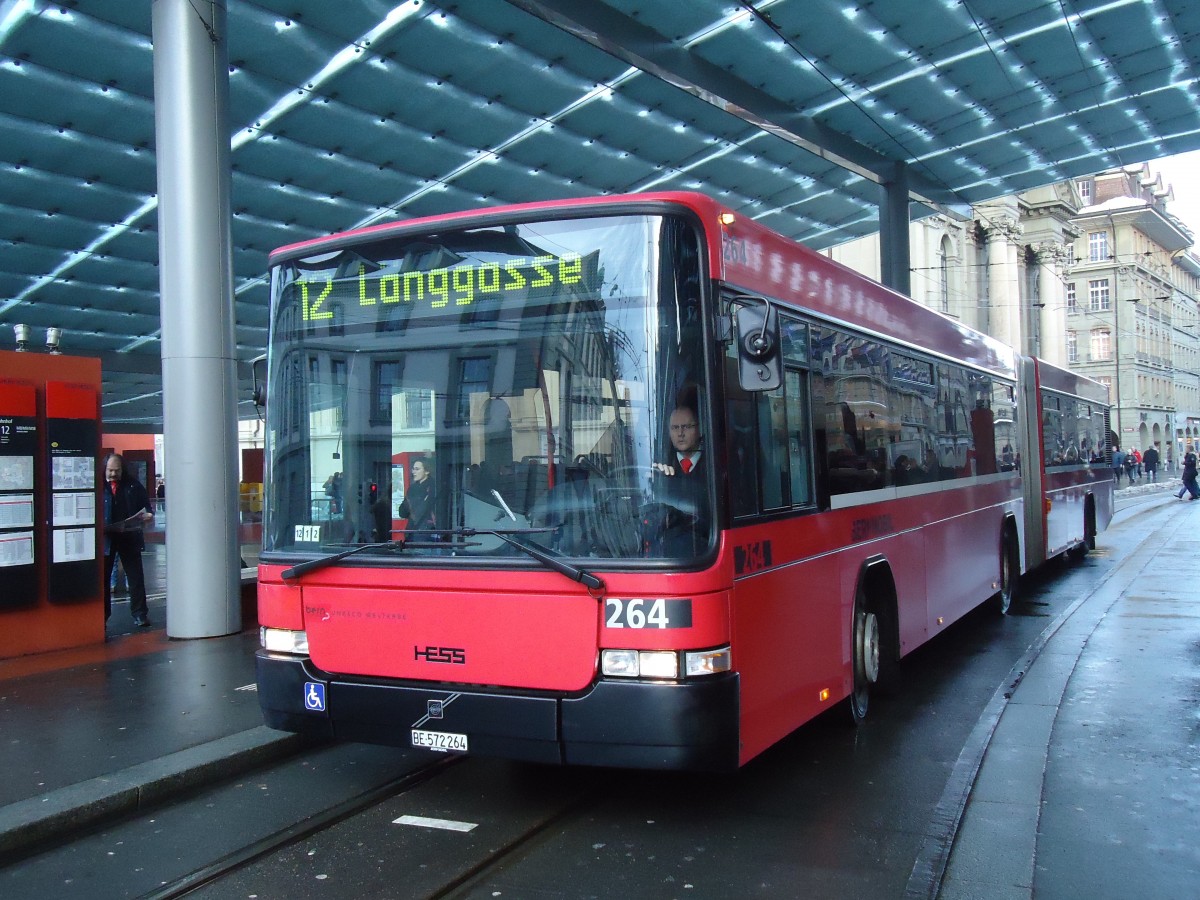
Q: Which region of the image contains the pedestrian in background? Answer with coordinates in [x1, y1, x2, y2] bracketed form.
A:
[102, 453, 155, 626]
[1176, 445, 1199, 501]
[1142, 444, 1159, 483]
[1112, 446, 1125, 485]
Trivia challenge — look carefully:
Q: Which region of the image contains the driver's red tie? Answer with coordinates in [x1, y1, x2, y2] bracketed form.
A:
[680, 458, 692, 474]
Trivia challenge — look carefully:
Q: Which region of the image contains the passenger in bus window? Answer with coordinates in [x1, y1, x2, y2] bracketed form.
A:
[1000, 444, 1016, 471]
[893, 454, 916, 486]
[919, 446, 945, 482]
[370, 481, 392, 542]
[323, 471, 343, 515]
[398, 458, 437, 539]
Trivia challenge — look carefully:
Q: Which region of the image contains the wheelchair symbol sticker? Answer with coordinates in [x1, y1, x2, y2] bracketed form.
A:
[304, 682, 326, 712]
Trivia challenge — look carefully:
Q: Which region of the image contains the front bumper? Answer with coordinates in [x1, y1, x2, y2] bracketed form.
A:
[256, 650, 740, 771]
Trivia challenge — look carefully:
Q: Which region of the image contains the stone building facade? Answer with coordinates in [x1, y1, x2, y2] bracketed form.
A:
[827, 163, 1200, 467]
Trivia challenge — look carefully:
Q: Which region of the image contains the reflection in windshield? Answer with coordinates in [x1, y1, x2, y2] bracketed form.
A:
[263, 213, 712, 564]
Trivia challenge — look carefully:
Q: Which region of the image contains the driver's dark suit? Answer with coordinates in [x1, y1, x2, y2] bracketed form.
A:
[643, 453, 710, 557]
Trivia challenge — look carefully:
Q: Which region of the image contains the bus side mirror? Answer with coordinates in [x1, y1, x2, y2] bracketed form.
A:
[251, 354, 267, 407]
[734, 299, 781, 392]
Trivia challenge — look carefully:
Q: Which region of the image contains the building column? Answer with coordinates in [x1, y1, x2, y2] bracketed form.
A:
[987, 215, 1023, 351]
[152, 0, 241, 638]
[1035, 241, 1071, 367]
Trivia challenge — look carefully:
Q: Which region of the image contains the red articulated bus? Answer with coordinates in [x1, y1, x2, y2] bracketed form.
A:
[255, 192, 1113, 771]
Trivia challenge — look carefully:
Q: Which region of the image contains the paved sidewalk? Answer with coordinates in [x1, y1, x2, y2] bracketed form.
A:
[932, 479, 1200, 898]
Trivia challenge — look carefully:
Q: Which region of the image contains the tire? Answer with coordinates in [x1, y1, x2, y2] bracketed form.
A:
[1067, 501, 1096, 562]
[996, 528, 1019, 615]
[848, 588, 881, 725]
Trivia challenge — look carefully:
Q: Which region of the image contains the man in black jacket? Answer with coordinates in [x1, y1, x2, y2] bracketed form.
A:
[1142, 444, 1160, 482]
[103, 453, 154, 626]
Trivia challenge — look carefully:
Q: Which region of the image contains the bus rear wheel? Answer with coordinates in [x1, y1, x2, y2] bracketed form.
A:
[996, 529, 1019, 615]
[848, 593, 880, 725]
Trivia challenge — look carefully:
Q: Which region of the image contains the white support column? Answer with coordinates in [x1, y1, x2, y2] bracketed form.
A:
[987, 219, 1022, 350]
[152, 0, 241, 638]
[1035, 242, 1069, 367]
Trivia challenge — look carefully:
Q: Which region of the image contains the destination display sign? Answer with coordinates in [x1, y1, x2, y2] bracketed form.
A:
[288, 251, 600, 326]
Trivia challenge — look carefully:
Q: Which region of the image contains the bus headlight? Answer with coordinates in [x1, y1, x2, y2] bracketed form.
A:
[260, 626, 309, 655]
[600, 647, 731, 679]
[601, 649, 678, 679]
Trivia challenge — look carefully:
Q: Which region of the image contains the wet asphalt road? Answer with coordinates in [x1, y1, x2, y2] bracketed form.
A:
[0, 494, 1181, 899]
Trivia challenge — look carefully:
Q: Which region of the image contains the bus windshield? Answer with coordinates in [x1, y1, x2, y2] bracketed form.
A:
[262, 212, 713, 565]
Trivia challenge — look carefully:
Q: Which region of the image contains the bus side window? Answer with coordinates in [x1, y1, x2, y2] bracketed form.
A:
[757, 386, 790, 510]
[726, 366, 812, 517]
[785, 369, 812, 506]
[727, 393, 759, 518]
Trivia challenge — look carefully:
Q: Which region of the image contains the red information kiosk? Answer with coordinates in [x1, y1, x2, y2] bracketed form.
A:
[0, 350, 103, 658]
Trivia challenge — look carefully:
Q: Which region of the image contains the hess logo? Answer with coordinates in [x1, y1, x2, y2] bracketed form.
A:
[414, 645, 466, 665]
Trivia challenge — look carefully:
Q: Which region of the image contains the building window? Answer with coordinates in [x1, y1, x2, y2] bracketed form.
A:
[330, 358, 347, 427]
[1067, 331, 1078, 363]
[1090, 329, 1112, 361]
[1077, 179, 1093, 205]
[372, 361, 401, 424]
[1066, 283, 1076, 311]
[403, 389, 432, 429]
[1088, 231, 1109, 262]
[1088, 279, 1110, 311]
[456, 357, 491, 421]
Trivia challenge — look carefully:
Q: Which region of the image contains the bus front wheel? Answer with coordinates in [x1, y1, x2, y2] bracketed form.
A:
[848, 591, 880, 725]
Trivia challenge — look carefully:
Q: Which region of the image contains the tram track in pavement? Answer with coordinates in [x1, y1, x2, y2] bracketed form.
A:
[171, 752, 610, 900]
[138, 754, 463, 900]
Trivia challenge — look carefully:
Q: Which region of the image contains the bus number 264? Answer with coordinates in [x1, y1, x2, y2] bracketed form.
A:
[604, 598, 691, 629]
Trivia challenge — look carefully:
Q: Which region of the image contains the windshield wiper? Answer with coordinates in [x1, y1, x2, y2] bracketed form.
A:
[484, 529, 605, 593]
[427, 526, 604, 592]
[281, 539, 405, 580]
[280, 528, 604, 593]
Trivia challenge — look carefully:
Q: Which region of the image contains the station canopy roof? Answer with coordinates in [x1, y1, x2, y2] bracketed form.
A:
[2, 0, 1199, 429]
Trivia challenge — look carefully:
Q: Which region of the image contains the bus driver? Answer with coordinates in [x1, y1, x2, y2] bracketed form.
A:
[654, 405, 704, 477]
[645, 405, 710, 556]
